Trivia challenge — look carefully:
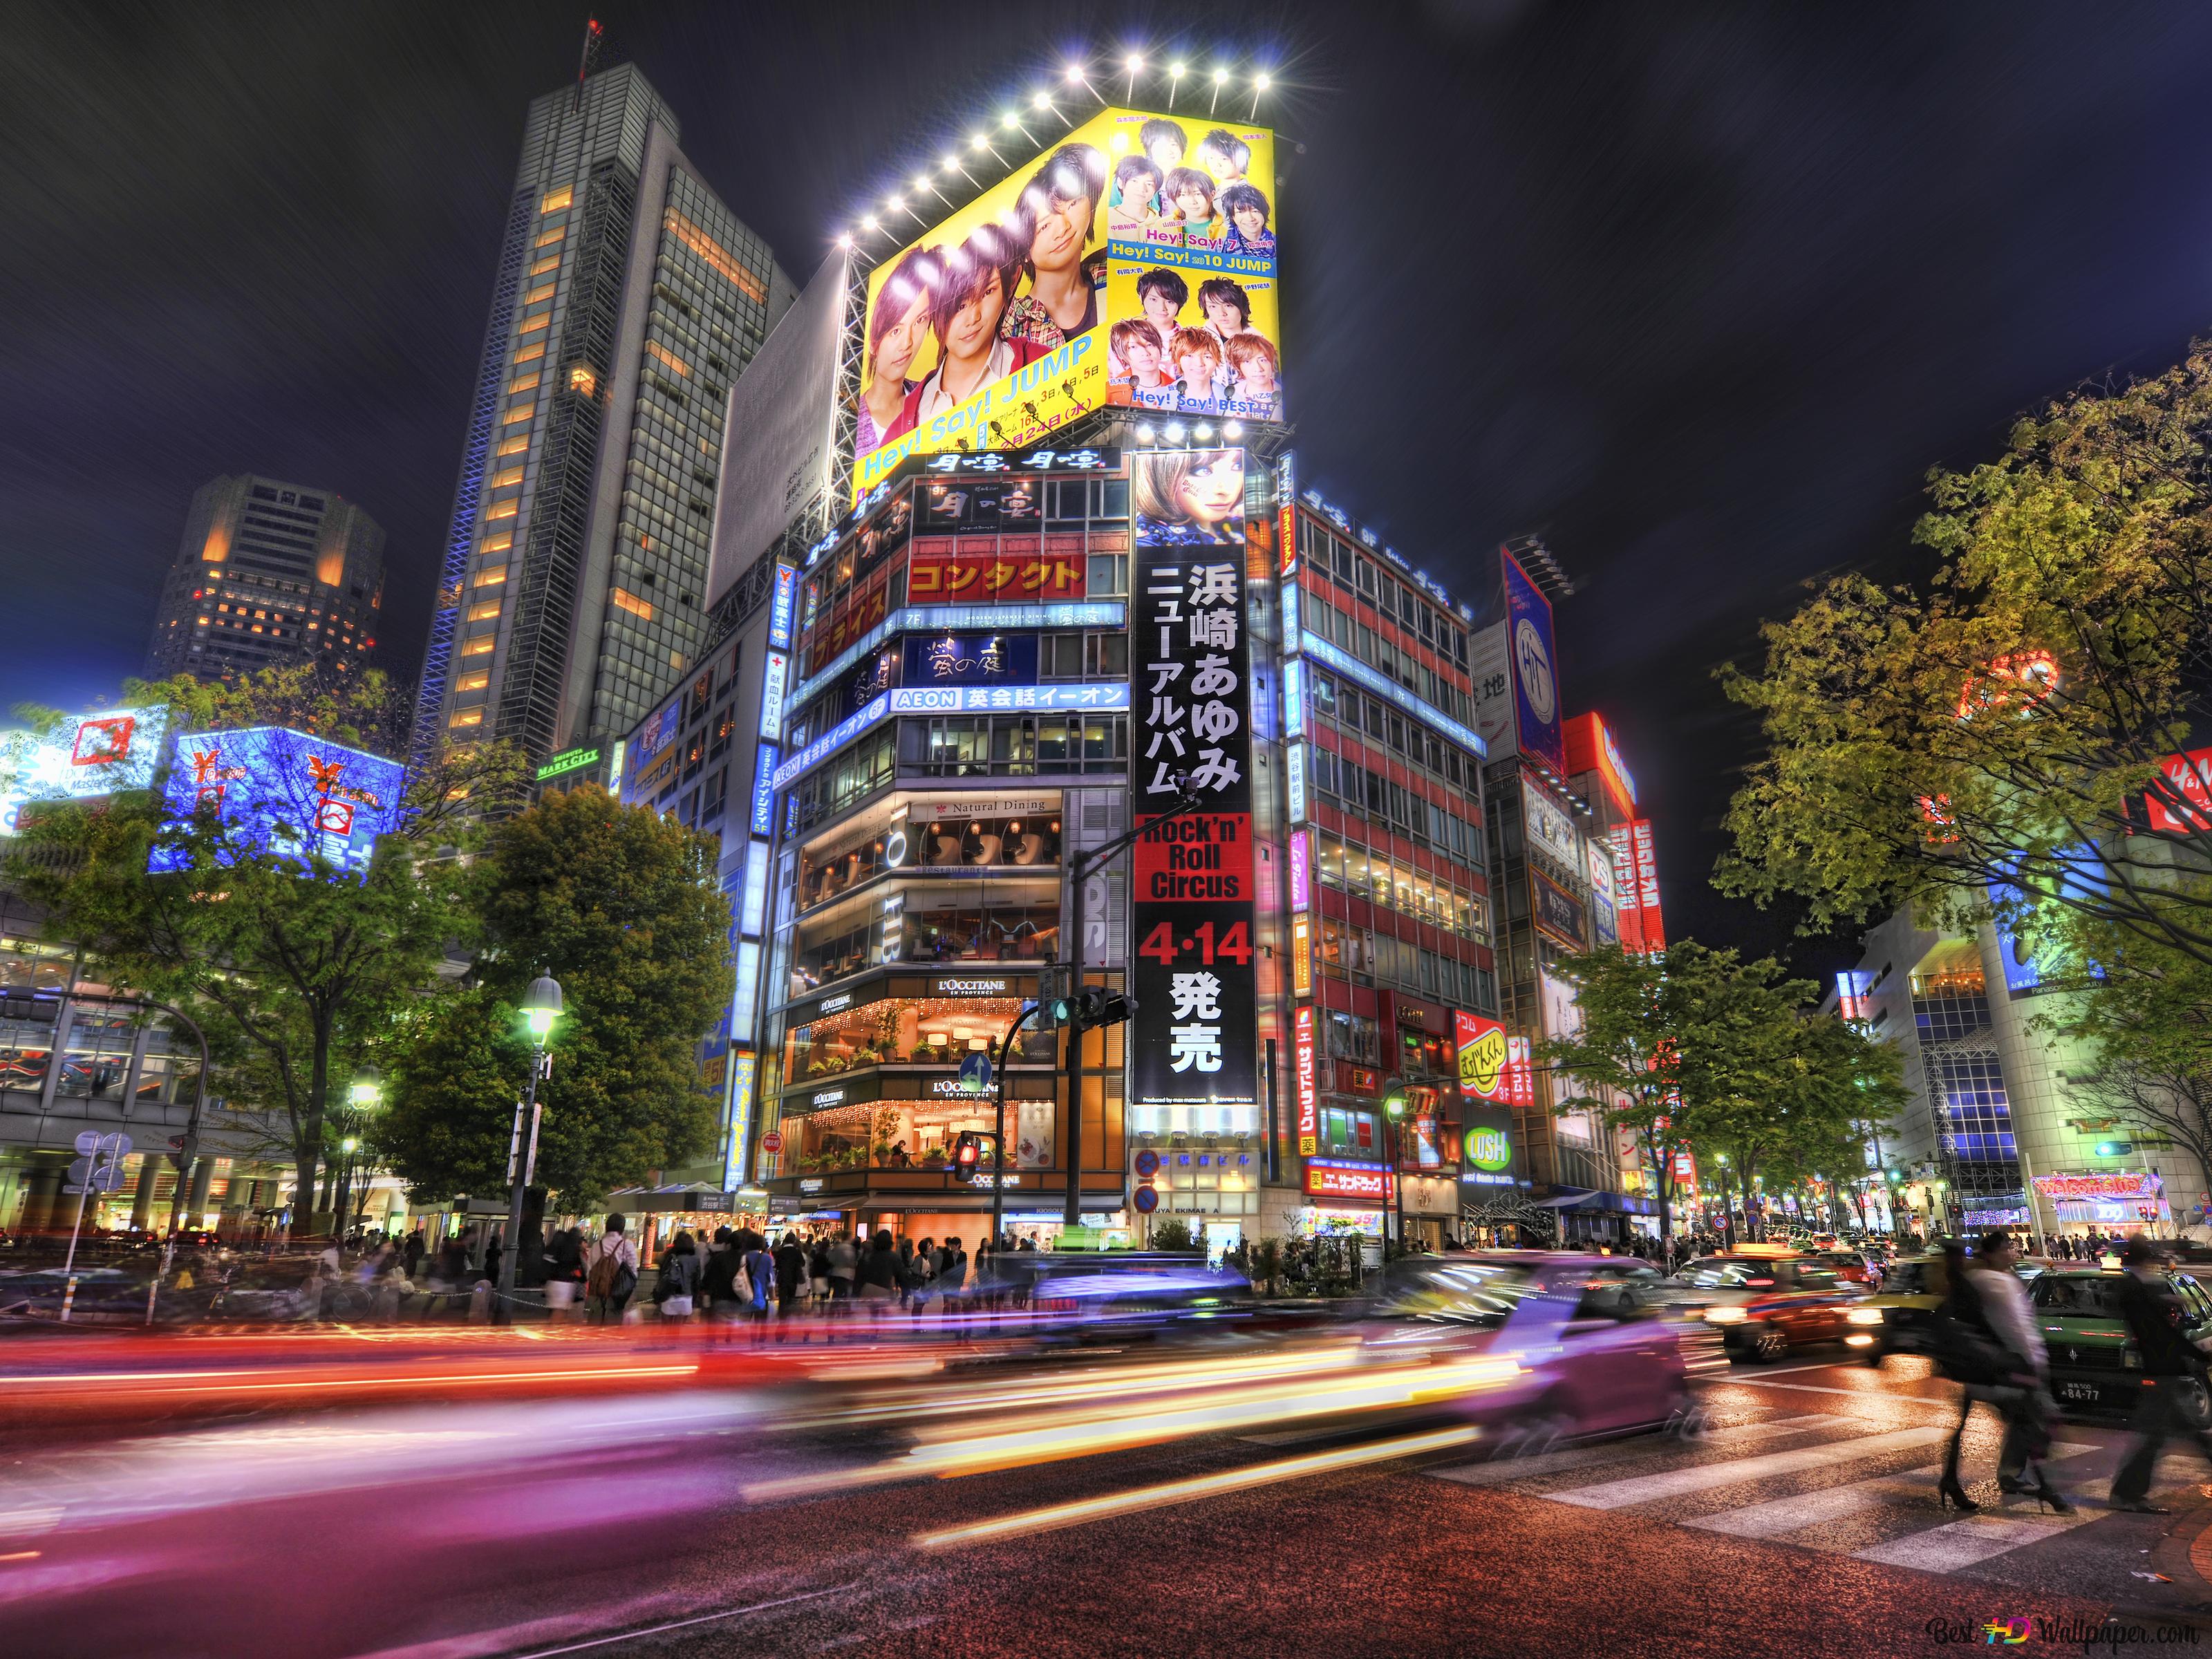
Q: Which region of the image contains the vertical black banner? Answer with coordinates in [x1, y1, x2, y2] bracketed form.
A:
[1127, 450, 1258, 1112]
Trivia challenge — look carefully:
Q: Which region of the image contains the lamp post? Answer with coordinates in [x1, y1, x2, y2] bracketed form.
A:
[1059, 778, 1202, 1228]
[330, 1065, 381, 1240]
[498, 975, 563, 1317]
[1381, 1079, 1408, 1257]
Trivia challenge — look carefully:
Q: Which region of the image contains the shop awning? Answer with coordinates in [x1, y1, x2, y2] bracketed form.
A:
[605, 1185, 742, 1215]
[1530, 1187, 1655, 1215]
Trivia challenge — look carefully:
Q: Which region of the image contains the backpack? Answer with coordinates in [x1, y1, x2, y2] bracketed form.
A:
[587, 1241, 633, 1300]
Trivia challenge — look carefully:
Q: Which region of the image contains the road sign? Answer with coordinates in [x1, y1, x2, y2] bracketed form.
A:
[75, 1130, 102, 1155]
[761, 1130, 784, 1155]
[959, 1051, 993, 1096]
[1133, 1148, 1161, 1179]
[1133, 1185, 1160, 1215]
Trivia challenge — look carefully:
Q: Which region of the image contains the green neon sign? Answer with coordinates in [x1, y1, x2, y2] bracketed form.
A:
[534, 746, 601, 782]
[1464, 1125, 1512, 1172]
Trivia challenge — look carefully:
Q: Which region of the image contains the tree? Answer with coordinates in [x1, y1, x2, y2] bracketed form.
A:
[374, 786, 733, 1213]
[1536, 943, 1695, 1241]
[1718, 345, 2212, 966]
[2052, 926, 2212, 1212]
[7, 666, 527, 1232]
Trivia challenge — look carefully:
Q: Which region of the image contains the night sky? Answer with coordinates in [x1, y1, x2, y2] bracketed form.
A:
[12, 2, 2212, 975]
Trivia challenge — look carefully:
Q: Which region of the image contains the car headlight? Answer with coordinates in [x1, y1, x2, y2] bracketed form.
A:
[1703, 1306, 1748, 1324]
[1846, 1306, 1884, 1326]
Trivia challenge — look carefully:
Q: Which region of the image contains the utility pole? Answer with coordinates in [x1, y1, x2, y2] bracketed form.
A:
[1060, 780, 1203, 1228]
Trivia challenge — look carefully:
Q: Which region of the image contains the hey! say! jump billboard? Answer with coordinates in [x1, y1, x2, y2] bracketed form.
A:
[853, 109, 1280, 499]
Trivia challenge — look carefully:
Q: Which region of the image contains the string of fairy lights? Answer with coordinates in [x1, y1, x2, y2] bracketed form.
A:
[835, 51, 1281, 252]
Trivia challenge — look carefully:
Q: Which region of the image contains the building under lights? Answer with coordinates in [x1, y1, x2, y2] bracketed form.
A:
[411, 62, 796, 775]
[606, 78, 1685, 1253]
[144, 474, 386, 682]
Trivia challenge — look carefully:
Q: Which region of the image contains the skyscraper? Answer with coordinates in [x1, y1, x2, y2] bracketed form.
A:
[145, 474, 386, 682]
[411, 63, 796, 774]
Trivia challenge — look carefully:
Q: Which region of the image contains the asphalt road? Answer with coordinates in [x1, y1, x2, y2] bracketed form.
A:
[9, 1351, 2212, 1658]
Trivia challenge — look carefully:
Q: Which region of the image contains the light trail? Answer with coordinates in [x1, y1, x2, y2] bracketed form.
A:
[913, 1426, 1483, 1550]
[744, 1351, 1520, 1499]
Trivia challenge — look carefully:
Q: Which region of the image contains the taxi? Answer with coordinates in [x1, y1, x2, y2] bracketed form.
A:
[1665, 1244, 1864, 1363]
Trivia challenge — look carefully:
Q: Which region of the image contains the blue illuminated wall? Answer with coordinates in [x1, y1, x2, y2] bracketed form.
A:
[155, 727, 406, 877]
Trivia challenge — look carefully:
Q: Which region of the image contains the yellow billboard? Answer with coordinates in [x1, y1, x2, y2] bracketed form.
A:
[853, 107, 1280, 499]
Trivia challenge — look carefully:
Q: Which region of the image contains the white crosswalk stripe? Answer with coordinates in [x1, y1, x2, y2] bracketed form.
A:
[1423, 1410, 2204, 1579]
[1427, 1416, 1834, 1489]
[1548, 1425, 1951, 1509]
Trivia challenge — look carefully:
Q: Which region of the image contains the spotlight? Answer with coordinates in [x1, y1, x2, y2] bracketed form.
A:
[1222, 420, 1244, 440]
[1193, 424, 1214, 441]
[972, 132, 989, 150]
[836, 233, 853, 249]
[942, 154, 960, 171]
[887, 196, 904, 212]
[1136, 422, 1156, 443]
[1125, 53, 1143, 73]
[1255, 73, 1272, 91]
[861, 215, 879, 232]
[913, 174, 932, 192]
[1170, 61, 1186, 77]
[1212, 66, 1228, 84]
[1065, 63, 1084, 84]
[1003, 111, 1020, 129]
[1033, 91, 1052, 111]
[1165, 422, 1186, 442]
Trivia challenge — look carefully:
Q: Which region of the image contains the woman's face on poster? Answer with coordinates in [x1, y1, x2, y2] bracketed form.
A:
[874, 288, 932, 379]
[1179, 454, 1244, 525]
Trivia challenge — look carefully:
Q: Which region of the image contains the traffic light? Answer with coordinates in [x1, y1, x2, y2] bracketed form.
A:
[2095, 1140, 2134, 1159]
[1047, 988, 1135, 1031]
[1382, 1085, 1408, 1121]
[168, 1131, 198, 1173]
[953, 1133, 982, 1176]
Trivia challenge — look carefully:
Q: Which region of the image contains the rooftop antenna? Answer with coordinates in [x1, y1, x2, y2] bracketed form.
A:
[574, 16, 604, 111]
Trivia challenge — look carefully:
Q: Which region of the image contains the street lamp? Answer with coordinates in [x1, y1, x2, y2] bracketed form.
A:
[1382, 1081, 1409, 1256]
[330, 1065, 382, 1238]
[499, 975, 563, 1313]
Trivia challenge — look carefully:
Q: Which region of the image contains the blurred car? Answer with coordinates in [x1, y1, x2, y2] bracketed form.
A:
[1846, 1255, 1944, 1362]
[1667, 1248, 1864, 1362]
[1804, 1248, 1880, 1287]
[1349, 1253, 1692, 1446]
[2030, 1266, 2212, 1416]
[0, 1264, 150, 1320]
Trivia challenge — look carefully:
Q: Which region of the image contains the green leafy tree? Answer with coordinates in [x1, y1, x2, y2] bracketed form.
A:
[374, 786, 733, 1210]
[1536, 943, 1693, 1241]
[7, 666, 527, 1228]
[1718, 345, 2212, 965]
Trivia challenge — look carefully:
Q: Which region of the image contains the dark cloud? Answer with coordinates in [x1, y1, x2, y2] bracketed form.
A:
[8, 1, 2212, 975]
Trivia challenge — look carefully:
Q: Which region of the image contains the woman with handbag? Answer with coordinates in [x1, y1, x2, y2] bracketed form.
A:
[1931, 1234, 2069, 1512]
[653, 1230, 702, 1325]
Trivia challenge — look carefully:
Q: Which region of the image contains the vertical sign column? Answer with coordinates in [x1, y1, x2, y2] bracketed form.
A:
[1128, 450, 1259, 1118]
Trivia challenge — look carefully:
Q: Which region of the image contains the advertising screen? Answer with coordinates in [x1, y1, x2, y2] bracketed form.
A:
[905, 541, 1086, 605]
[1564, 711, 1638, 818]
[1613, 818, 1665, 953]
[1454, 1010, 1510, 1103]
[854, 108, 1279, 499]
[154, 727, 405, 878]
[1, 706, 173, 832]
[1127, 449, 1258, 1111]
[1501, 547, 1564, 777]
[900, 631, 1040, 688]
[2146, 747, 2212, 834]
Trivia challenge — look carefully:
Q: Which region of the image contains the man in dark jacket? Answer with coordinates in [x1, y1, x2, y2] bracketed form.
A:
[2109, 1237, 2212, 1511]
[698, 1226, 740, 1317]
[774, 1232, 805, 1318]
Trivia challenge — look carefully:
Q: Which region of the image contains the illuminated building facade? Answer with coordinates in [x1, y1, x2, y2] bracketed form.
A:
[145, 475, 384, 681]
[412, 63, 796, 774]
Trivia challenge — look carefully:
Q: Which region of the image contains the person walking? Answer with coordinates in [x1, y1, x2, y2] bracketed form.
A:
[858, 1230, 900, 1314]
[584, 1214, 639, 1324]
[828, 1231, 859, 1312]
[775, 1231, 806, 1324]
[1967, 1230, 2068, 1510]
[2109, 1236, 2212, 1512]
[698, 1226, 741, 1320]
[1931, 1239, 2005, 1512]
[652, 1230, 701, 1324]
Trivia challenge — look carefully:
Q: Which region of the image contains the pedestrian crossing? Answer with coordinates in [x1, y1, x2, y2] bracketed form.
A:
[1426, 1409, 2209, 1580]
